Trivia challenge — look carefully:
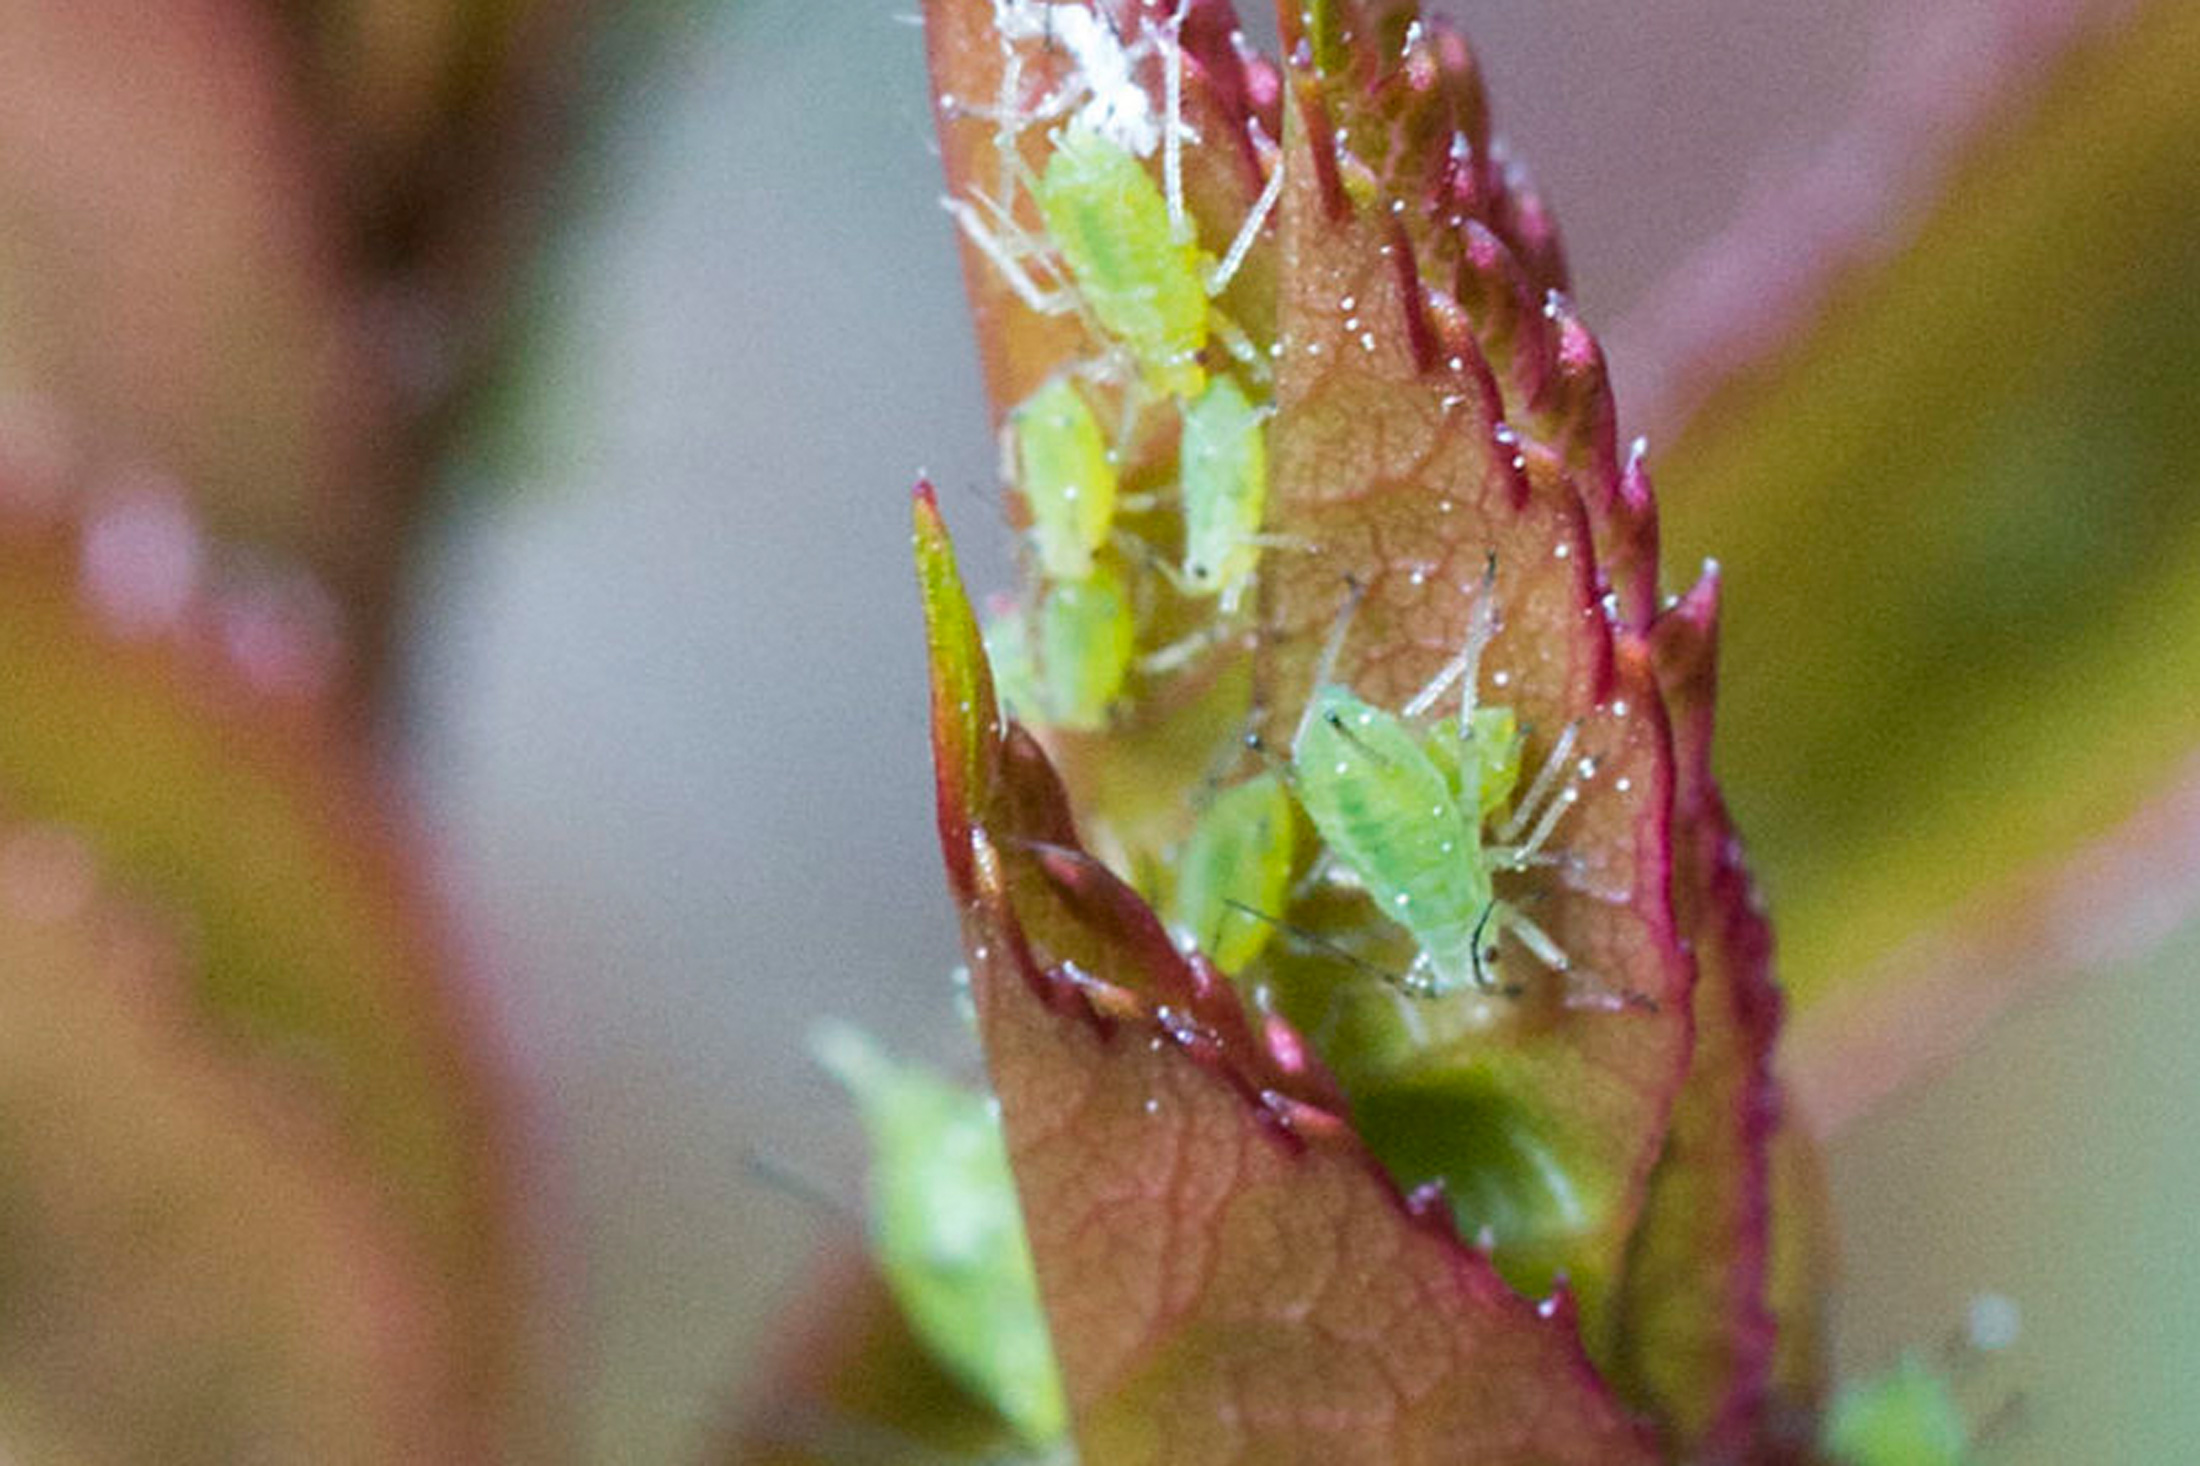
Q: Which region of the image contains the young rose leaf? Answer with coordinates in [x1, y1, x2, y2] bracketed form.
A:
[0, 492, 523, 1433]
[1251, 32, 1693, 1343]
[1644, 0, 2200, 1025]
[916, 487, 1658, 1463]
[0, 822, 491, 1459]
[907, 0, 1811, 1451]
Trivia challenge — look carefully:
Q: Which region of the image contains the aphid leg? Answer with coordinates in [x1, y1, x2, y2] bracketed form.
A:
[1210, 310, 1274, 381]
[1501, 905, 1655, 1013]
[1290, 847, 1345, 901]
[1206, 156, 1285, 297]
[1508, 779, 1581, 865]
[1385, 979, 1432, 1045]
[945, 197, 1082, 315]
[1467, 899, 1525, 998]
[1137, 620, 1235, 675]
[1499, 718, 1580, 845]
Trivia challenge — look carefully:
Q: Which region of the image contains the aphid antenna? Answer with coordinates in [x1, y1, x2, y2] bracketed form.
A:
[1289, 574, 1369, 747]
[1162, 0, 1192, 235]
[1219, 897, 1396, 986]
[1402, 551, 1500, 722]
[1499, 717, 1582, 846]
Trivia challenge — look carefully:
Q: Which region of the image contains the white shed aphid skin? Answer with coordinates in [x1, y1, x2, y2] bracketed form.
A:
[1278, 575, 1622, 1006]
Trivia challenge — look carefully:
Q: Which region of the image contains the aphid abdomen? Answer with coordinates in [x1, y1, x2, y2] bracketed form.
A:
[1290, 687, 1491, 991]
[1012, 375, 1118, 582]
[1178, 375, 1267, 603]
[1035, 563, 1134, 730]
[1036, 125, 1208, 397]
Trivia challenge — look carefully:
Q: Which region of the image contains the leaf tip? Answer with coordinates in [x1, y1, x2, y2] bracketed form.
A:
[912, 479, 1000, 897]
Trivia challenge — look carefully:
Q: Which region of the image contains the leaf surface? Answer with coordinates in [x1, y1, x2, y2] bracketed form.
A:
[1609, 572, 1787, 1453]
[1253, 38, 1693, 1340]
[917, 485, 1657, 1464]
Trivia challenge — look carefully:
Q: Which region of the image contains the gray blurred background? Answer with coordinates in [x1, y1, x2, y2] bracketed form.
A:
[402, 0, 2090, 1457]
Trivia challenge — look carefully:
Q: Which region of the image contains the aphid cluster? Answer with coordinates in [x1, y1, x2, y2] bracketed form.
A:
[961, 0, 1280, 730]
[960, 3, 1605, 1013]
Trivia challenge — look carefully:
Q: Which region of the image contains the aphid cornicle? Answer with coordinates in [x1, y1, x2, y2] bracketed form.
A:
[1168, 769, 1295, 975]
[1011, 374, 1118, 582]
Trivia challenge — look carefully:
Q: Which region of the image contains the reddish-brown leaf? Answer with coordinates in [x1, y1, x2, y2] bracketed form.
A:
[0, 483, 525, 1436]
[1254, 54, 1694, 1342]
[916, 485, 1657, 1463]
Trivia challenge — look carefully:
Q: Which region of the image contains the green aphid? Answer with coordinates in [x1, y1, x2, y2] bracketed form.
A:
[1012, 374, 1118, 583]
[1169, 770, 1296, 975]
[810, 1023, 1066, 1449]
[1290, 679, 1501, 996]
[1035, 564, 1135, 731]
[1035, 123, 1210, 399]
[980, 565, 1134, 733]
[1823, 1353, 1973, 1466]
[1176, 375, 1269, 614]
[1283, 588, 1576, 998]
[981, 596, 1044, 725]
